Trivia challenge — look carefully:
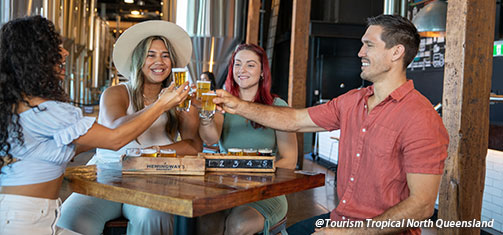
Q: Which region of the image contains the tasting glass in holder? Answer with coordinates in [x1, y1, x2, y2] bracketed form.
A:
[126, 148, 141, 157]
[159, 149, 176, 157]
[141, 148, 158, 157]
[228, 148, 243, 156]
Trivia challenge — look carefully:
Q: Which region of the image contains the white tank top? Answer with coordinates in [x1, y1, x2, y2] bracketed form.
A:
[90, 84, 176, 164]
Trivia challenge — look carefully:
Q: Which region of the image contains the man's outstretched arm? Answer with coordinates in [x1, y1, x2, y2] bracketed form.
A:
[214, 89, 325, 133]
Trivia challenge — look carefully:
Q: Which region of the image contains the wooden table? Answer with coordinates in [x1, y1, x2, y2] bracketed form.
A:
[64, 164, 325, 234]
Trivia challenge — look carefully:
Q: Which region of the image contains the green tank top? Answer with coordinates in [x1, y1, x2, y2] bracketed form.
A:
[219, 98, 288, 153]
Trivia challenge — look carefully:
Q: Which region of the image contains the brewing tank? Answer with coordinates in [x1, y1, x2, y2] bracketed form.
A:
[178, 0, 246, 85]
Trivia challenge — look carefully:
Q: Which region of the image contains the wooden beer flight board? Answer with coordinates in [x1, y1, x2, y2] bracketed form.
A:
[121, 153, 276, 175]
[121, 155, 205, 175]
[201, 153, 276, 173]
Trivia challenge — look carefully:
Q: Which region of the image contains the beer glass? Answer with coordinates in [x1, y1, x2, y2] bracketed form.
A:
[126, 148, 141, 157]
[228, 148, 243, 156]
[173, 68, 187, 87]
[196, 80, 211, 100]
[258, 148, 273, 156]
[177, 94, 192, 112]
[141, 148, 158, 157]
[199, 93, 217, 119]
[243, 148, 257, 156]
[159, 149, 176, 157]
[172, 68, 191, 111]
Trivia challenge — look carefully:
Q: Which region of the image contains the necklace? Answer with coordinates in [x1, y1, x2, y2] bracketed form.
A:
[143, 93, 158, 104]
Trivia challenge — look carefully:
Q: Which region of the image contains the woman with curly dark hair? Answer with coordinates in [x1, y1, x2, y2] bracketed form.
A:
[0, 16, 189, 234]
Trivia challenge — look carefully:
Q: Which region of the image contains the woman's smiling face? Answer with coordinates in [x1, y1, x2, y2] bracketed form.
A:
[232, 49, 262, 90]
[141, 39, 172, 84]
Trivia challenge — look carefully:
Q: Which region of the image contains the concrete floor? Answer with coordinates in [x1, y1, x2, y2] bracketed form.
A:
[285, 156, 337, 227]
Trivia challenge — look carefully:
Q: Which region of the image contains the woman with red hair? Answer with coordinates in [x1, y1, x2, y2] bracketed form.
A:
[197, 44, 298, 235]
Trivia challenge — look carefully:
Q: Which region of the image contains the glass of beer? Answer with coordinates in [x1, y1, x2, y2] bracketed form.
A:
[228, 148, 243, 156]
[173, 68, 187, 87]
[199, 93, 217, 119]
[126, 148, 141, 157]
[243, 148, 257, 156]
[141, 148, 158, 157]
[196, 80, 211, 100]
[177, 94, 192, 112]
[159, 149, 176, 158]
[172, 68, 191, 111]
[258, 148, 273, 156]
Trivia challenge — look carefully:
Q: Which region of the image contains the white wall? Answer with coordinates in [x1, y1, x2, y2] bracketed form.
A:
[316, 130, 340, 164]
[482, 149, 503, 232]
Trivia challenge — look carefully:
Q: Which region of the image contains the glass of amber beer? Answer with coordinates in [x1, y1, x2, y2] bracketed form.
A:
[172, 68, 190, 111]
[196, 80, 211, 100]
[228, 148, 243, 156]
[199, 92, 217, 119]
[243, 148, 257, 156]
[141, 148, 158, 157]
[159, 149, 176, 157]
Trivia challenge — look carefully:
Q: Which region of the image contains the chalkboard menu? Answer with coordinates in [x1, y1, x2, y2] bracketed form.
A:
[202, 153, 276, 172]
[407, 0, 446, 71]
[408, 37, 446, 71]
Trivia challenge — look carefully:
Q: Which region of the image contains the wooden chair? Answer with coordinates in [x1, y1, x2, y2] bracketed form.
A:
[103, 217, 128, 235]
[267, 216, 287, 235]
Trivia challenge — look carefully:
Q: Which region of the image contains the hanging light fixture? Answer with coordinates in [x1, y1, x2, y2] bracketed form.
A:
[124, 0, 134, 4]
[412, 0, 447, 37]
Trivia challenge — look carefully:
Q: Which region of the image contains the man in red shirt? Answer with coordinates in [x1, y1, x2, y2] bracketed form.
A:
[213, 14, 448, 234]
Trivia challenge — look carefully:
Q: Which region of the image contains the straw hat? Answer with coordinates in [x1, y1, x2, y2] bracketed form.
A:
[113, 20, 192, 79]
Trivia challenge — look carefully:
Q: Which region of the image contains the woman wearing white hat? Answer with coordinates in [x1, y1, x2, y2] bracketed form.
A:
[58, 20, 202, 235]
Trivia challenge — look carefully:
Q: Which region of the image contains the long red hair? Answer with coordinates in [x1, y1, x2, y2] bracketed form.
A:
[224, 44, 276, 128]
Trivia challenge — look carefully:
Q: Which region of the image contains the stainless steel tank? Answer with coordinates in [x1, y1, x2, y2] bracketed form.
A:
[179, 0, 246, 85]
[0, 0, 113, 106]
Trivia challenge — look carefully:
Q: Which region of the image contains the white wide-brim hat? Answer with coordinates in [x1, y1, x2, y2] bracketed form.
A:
[112, 20, 192, 79]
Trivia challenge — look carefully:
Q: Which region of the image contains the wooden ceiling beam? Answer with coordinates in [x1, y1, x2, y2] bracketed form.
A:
[246, 0, 261, 45]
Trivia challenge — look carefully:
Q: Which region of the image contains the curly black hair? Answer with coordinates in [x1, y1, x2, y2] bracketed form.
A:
[0, 16, 68, 168]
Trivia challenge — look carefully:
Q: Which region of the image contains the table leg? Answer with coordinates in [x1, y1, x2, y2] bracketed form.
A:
[174, 215, 196, 235]
[312, 132, 319, 161]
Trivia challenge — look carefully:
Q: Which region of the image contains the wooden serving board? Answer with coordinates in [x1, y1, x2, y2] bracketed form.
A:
[121, 155, 205, 175]
[200, 153, 276, 172]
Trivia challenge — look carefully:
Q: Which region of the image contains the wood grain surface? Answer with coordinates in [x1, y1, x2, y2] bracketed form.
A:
[64, 165, 324, 217]
[439, 0, 496, 234]
[289, 0, 312, 169]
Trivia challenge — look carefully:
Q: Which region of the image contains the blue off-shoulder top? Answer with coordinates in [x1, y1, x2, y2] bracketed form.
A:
[0, 101, 96, 186]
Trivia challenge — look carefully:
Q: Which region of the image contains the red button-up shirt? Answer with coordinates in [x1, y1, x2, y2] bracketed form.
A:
[308, 80, 448, 234]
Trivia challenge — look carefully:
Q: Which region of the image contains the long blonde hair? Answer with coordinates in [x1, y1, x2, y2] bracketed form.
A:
[127, 36, 179, 141]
